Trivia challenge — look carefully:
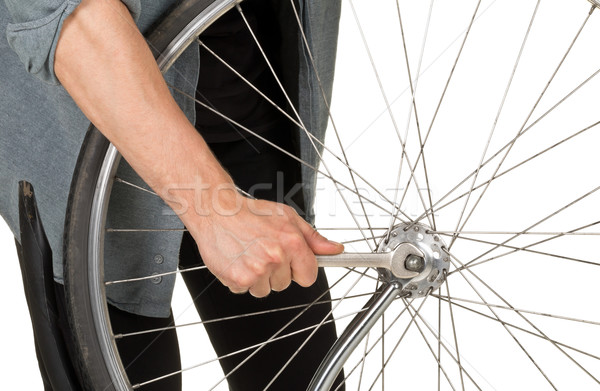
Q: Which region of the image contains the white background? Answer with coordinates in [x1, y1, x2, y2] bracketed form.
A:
[2, 0, 600, 389]
[0, 219, 41, 388]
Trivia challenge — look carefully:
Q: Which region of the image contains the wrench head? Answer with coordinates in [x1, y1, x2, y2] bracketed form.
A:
[389, 242, 425, 279]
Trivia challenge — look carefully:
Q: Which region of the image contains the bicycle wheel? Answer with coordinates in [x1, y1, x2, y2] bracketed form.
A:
[64, 0, 600, 390]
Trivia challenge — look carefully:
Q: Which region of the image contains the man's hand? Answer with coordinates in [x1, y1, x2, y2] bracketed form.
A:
[181, 188, 343, 297]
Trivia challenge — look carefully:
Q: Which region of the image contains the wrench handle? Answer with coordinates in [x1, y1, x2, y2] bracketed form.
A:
[316, 253, 390, 270]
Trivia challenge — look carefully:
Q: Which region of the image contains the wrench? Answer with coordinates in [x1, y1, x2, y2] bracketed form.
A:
[316, 242, 425, 279]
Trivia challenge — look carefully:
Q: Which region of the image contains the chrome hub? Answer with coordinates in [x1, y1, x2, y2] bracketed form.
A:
[378, 223, 449, 298]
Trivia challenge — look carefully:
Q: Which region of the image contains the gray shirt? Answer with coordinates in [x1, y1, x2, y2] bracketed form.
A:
[1, 0, 340, 317]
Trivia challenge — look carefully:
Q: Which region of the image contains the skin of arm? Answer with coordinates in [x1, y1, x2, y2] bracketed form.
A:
[54, 0, 343, 297]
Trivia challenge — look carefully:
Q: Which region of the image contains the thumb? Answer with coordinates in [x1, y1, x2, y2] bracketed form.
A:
[297, 218, 344, 255]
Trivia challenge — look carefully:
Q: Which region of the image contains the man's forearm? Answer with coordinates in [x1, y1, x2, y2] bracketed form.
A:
[54, 0, 231, 211]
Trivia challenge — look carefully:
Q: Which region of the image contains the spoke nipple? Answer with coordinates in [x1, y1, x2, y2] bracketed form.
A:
[441, 269, 448, 280]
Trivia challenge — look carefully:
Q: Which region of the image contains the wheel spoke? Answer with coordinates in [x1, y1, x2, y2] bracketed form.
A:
[234, 5, 373, 249]
[403, 299, 485, 391]
[444, 220, 600, 273]
[437, 285, 442, 391]
[115, 175, 256, 202]
[386, 0, 437, 238]
[204, 267, 372, 390]
[433, 230, 600, 236]
[461, 257, 600, 384]
[415, 119, 600, 226]
[395, 0, 483, 231]
[199, 32, 391, 245]
[132, 307, 365, 390]
[448, 254, 600, 386]
[413, 304, 459, 391]
[366, 296, 431, 391]
[129, 267, 360, 389]
[106, 228, 188, 232]
[356, 331, 371, 391]
[445, 257, 558, 390]
[459, 186, 600, 271]
[333, 298, 413, 391]
[439, 298, 600, 361]
[113, 177, 156, 195]
[342, 267, 382, 282]
[444, 274, 465, 391]
[380, 312, 385, 390]
[409, 66, 600, 228]
[122, 268, 368, 388]
[105, 264, 206, 285]
[448, 0, 541, 250]
[343, 1, 499, 153]
[358, 280, 383, 391]
[342, 235, 386, 245]
[168, 84, 402, 220]
[348, 0, 435, 230]
[432, 294, 600, 328]
[115, 292, 377, 339]
[257, 270, 376, 390]
[317, 227, 391, 231]
[441, 6, 596, 242]
[288, 0, 383, 247]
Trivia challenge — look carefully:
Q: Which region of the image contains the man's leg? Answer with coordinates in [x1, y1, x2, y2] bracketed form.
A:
[108, 305, 182, 390]
[179, 126, 344, 390]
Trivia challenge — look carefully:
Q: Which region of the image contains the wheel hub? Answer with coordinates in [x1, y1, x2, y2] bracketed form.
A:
[378, 223, 449, 298]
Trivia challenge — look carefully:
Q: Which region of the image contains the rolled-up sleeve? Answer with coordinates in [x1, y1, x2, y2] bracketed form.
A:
[4, 0, 141, 85]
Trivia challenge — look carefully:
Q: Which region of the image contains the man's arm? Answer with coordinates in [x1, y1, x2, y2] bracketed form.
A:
[54, 0, 342, 297]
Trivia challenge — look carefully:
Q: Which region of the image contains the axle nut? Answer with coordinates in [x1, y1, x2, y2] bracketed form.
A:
[405, 254, 425, 273]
